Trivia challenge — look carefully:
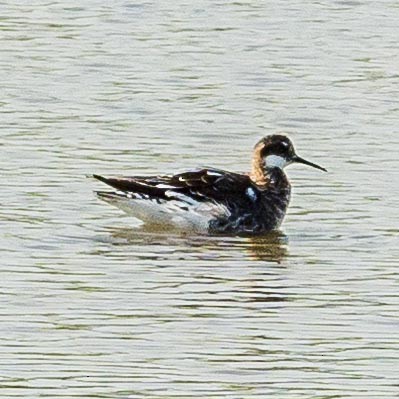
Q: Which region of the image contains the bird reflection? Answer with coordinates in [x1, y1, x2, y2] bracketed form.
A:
[96, 225, 289, 304]
[100, 224, 288, 263]
[242, 231, 288, 263]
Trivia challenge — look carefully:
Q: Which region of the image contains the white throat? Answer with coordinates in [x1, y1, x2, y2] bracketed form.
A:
[265, 155, 289, 169]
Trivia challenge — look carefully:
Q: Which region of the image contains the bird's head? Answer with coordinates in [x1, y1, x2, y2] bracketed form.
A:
[254, 134, 327, 172]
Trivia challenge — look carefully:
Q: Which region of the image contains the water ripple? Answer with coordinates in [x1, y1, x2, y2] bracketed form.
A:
[1, 0, 399, 397]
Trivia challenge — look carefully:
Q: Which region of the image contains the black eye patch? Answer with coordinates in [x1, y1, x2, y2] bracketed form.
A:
[261, 142, 288, 157]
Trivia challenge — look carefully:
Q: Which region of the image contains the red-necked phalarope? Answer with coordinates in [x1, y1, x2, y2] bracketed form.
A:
[93, 135, 326, 234]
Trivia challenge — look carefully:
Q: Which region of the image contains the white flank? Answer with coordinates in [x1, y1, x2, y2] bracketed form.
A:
[100, 193, 229, 232]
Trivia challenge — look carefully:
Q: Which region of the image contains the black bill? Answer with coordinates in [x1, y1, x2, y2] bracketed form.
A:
[293, 155, 327, 172]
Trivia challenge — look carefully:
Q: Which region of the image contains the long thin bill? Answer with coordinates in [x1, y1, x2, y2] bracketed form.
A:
[293, 155, 327, 172]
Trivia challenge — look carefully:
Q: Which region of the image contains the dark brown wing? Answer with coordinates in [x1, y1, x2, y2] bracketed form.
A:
[93, 168, 256, 204]
[93, 174, 168, 198]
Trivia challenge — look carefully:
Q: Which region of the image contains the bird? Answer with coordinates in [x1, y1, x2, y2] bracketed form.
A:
[93, 135, 326, 235]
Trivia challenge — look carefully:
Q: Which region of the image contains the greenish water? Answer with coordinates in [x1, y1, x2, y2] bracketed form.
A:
[1, 1, 399, 398]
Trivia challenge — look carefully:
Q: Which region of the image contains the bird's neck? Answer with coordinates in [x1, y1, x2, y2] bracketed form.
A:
[250, 151, 287, 187]
[250, 146, 286, 186]
[250, 150, 268, 186]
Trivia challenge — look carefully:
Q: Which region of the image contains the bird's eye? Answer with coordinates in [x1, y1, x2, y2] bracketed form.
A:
[277, 142, 288, 152]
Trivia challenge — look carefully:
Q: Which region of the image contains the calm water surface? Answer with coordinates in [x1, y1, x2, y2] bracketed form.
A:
[1, 1, 399, 398]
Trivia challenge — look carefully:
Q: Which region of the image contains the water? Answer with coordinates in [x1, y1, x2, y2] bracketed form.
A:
[1, 1, 399, 397]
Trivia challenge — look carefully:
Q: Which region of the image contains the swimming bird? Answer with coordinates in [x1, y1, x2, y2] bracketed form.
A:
[93, 135, 326, 234]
